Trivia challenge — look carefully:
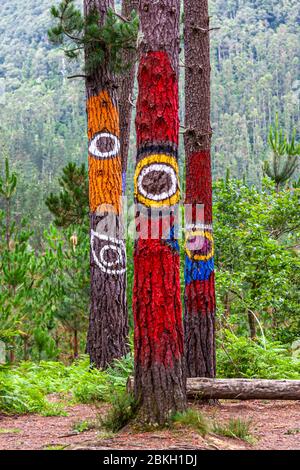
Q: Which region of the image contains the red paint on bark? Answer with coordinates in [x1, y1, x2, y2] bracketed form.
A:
[136, 51, 179, 146]
[185, 150, 213, 222]
[185, 274, 216, 316]
[134, 239, 183, 367]
[134, 51, 183, 368]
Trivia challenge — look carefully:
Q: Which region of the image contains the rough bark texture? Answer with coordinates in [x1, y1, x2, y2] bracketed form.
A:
[133, 0, 186, 425]
[118, 0, 139, 193]
[85, 0, 129, 369]
[128, 377, 300, 400]
[184, 0, 216, 378]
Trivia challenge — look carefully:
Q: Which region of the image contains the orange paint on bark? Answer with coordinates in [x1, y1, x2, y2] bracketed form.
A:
[87, 91, 122, 215]
[87, 91, 120, 138]
[89, 156, 122, 214]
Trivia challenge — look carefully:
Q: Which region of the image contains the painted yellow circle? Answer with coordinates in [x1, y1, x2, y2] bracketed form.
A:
[134, 154, 180, 207]
[185, 230, 214, 261]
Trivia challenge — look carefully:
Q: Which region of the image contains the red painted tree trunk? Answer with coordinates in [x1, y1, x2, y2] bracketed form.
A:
[85, 0, 129, 368]
[133, 0, 186, 425]
[183, 0, 216, 378]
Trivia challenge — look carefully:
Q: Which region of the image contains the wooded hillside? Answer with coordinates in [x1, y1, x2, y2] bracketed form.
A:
[0, 0, 299, 232]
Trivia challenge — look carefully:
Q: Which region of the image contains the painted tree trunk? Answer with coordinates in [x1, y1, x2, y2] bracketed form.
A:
[133, 0, 186, 425]
[183, 0, 216, 378]
[85, 0, 129, 368]
[119, 0, 139, 193]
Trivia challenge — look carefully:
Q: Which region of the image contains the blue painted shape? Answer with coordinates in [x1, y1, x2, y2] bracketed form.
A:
[164, 225, 179, 252]
[184, 256, 214, 284]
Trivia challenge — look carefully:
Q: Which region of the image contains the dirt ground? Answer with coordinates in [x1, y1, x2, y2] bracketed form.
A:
[0, 400, 299, 450]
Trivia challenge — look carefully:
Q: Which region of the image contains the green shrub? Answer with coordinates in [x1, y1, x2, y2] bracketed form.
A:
[217, 330, 300, 379]
[101, 392, 138, 433]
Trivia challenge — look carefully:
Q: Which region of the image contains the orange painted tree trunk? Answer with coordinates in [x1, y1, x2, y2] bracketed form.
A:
[133, 0, 186, 424]
[183, 0, 216, 378]
[85, 0, 129, 368]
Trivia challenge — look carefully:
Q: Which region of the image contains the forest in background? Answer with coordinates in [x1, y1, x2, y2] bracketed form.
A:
[0, 0, 300, 236]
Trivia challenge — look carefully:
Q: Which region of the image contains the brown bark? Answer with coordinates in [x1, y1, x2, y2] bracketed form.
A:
[73, 329, 79, 359]
[85, 0, 129, 369]
[128, 377, 300, 400]
[183, 0, 216, 378]
[248, 311, 257, 339]
[118, 0, 139, 191]
[133, 0, 186, 426]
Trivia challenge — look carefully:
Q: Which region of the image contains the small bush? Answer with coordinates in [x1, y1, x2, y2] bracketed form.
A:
[101, 392, 138, 433]
[172, 409, 209, 436]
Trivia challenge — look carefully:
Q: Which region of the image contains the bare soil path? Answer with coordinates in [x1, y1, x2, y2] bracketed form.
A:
[0, 400, 299, 450]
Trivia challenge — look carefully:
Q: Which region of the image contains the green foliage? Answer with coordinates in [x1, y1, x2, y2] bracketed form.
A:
[46, 163, 88, 227]
[0, 157, 17, 200]
[48, 0, 139, 75]
[263, 115, 300, 189]
[217, 330, 300, 379]
[0, 355, 132, 415]
[214, 176, 300, 343]
[101, 392, 138, 433]
[72, 419, 95, 433]
[172, 409, 209, 436]
[213, 418, 253, 443]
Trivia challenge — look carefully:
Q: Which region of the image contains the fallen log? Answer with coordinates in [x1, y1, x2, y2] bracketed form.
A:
[127, 378, 300, 400]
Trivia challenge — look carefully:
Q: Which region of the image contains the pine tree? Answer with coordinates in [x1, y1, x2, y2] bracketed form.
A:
[264, 116, 300, 192]
[48, 0, 138, 367]
[183, 0, 216, 378]
[45, 163, 88, 227]
[133, 0, 186, 425]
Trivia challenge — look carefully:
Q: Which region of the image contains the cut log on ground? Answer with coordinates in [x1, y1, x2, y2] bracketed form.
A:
[127, 377, 300, 400]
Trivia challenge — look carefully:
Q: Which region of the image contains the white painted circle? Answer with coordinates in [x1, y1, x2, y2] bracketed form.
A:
[137, 163, 178, 202]
[91, 230, 126, 275]
[99, 245, 123, 268]
[89, 132, 120, 159]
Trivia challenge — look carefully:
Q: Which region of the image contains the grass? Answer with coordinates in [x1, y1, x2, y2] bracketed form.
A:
[0, 428, 21, 434]
[285, 428, 300, 435]
[213, 417, 254, 443]
[172, 409, 209, 436]
[44, 444, 68, 450]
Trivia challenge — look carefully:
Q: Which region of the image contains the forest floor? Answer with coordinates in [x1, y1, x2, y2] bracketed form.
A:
[0, 400, 299, 451]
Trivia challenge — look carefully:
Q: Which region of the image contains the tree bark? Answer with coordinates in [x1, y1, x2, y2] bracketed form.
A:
[183, 0, 216, 378]
[133, 0, 186, 425]
[128, 377, 300, 400]
[118, 0, 139, 193]
[73, 329, 79, 359]
[248, 311, 257, 339]
[85, 0, 129, 369]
